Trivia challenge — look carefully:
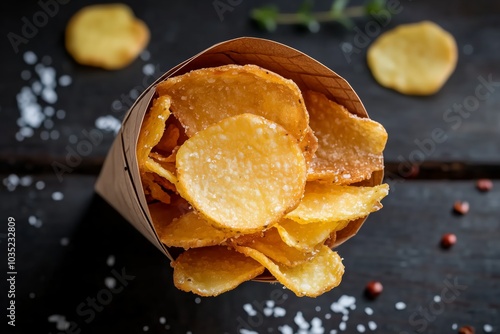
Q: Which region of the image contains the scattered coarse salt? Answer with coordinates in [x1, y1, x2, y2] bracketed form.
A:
[96, 115, 121, 134]
[143, 63, 155, 76]
[278, 325, 293, 334]
[243, 303, 257, 317]
[324, 313, 331, 320]
[52, 191, 64, 201]
[140, 50, 151, 61]
[28, 215, 42, 228]
[273, 307, 286, 317]
[20, 175, 33, 186]
[356, 324, 365, 333]
[143, 325, 149, 331]
[48, 314, 70, 331]
[35, 180, 45, 190]
[364, 307, 373, 316]
[29, 292, 36, 298]
[264, 307, 273, 317]
[294, 312, 309, 330]
[240, 330, 258, 334]
[105, 277, 117, 289]
[433, 295, 441, 303]
[484, 324, 493, 332]
[58, 75, 72, 87]
[24, 51, 37, 65]
[56, 109, 66, 119]
[451, 323, 458, 330]
[106, 255, 115, 267]
[339, 321, 346, 331]
[60, 238, 70, 246]
[368, 321, 377, 331]
[159, 317, 166, 324]
[315, 306, 321, 312]
[342, 314, 348, 322]
[194, 297, 201, 304]
[395, 302, 406, 310]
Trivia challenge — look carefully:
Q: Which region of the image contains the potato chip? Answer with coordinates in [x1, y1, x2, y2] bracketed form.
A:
[172, 246, 264, 296]
[157, 211, 239, 249]
[65, 4, 149, 70]
[148, 201, 186, 230]
[299, 126, 318, 166]
[367, 21, 457, 95]
[275, 218, 343, 252]
[305, 91, 387, 184]
[137, 95, 172, 167]
[285, 182, 389, 224]
[156, 64, 309, 142]
[141, 173, 171, 204]
[235, 245, 344, 297]
[176, 114, 307, 233]
[155, 123, 180, 154]
[233, 228, 316, 266]
[144, 159, 177, 185]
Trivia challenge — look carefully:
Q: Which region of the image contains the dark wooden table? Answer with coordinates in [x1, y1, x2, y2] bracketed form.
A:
[1, 1, 499, 333]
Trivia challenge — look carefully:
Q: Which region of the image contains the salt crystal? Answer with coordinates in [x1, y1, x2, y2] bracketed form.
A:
[143, 325, 149, 331]
[60, 237, 70, 246]
[484, 324, 493, 332]
[433, 295, 441, 303]
[294, 312, 309, 329]
[364, 307, 373, 315]
[278, 327, 293, 334]
[273, 307, 286, 317]
[143, 63, 155, 76]
[194, 297, 201, 304]
[240, 330, 258, 334]
[48, 314, 70, 331]
[339, 322, 346, 331]
[20, 175, 33, 186]
[243, 303, 257, 316]
[129, 88, 140, 99]
[105, 277, 117, 289]
[368, 321, 377, 331]
[35, 181, 45, 190]
[24, 51, 37, 64]
[42, 87, 58, 104]
[140, 50, 150, 61]
[266, 300, 275, 308]
[451, 323, 458, 330]
[44, 119, 54, 129]
[56, 109, 66, 119]
[52, 191, 64, 201]
[59, 75, 72, 87]
[159, 317, 166, 324]
[44, 106, 55, 116]
[50, 130, 59, 140]
[324, 313, 331, 320]
[356, 324, 365, 333]
[21, 70, 31, 80]
[29, 292, 36, 298]
[342, 314, 348, 321]
[395, 302, 406, 310]
[106, 255, 115, 267]
[96, 115, 121, 133]
[315, 306, 321, 312]
[263, 307, 273, 317]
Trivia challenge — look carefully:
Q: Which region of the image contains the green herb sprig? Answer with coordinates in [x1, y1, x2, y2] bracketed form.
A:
[251, 0, 386, 32]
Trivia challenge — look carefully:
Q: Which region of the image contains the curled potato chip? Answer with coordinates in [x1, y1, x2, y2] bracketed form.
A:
[275, 218, 342, 252]
[157, 211, 239, 249]
[233, 228, 316, 266]
[305, 91, 387, 184]
[367, 21, 457, 95]
[172, 246, 264, 296]
[142, 172, 171, 204]
[65, 4, 149, 70]
[144, 159, 177, 185]
[157, 64, 309, 142]
[176, 113, 307, 233]
[148, 201, 186, 230]
[285, 182, 389, 224]
[235, 245, 344, 297]
[137, 95, 172, 168]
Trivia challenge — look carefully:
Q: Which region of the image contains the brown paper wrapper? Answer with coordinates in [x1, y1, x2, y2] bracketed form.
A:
[95, 37, 384, 280]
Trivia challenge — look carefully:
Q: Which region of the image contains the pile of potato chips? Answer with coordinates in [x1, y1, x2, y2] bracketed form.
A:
[137, 64, 389, 297]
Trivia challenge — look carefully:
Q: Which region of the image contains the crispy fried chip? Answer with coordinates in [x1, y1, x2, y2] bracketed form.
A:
[142, 172, 171, 204]
[144, 159, 177, 185]
[235, 245, 344, 297]
[233, 228, 316, 266]
[155, 124, 181, 154]
[305, 91, 387, 184]
[148, 201, 186, 230]
[176, 114, 307, 233]
[285, 182, 389, 224]
[65, 4, 149, 70]
[157, 64, 309, 142]
[367, 21, 457, 95]
[172, 246, 264, 296]
[275, 218, 343, 252]
[137, 95, 172, 167]
[157, 211, 239, 249]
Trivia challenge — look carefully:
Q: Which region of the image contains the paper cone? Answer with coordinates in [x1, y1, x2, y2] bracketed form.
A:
[95, 37, 384, 277]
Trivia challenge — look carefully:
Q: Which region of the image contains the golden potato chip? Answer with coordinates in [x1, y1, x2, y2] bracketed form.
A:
[176, 114, 307, 233]
[157, 211, 239, 249]
[285, 182, 389, 224]
[157, 64, 309, 142]
[142, 172, 171, 204]
[299, 126, 318, 166]
[65, 4, 150, 70]
[137, 95, 172, 167]
[305, 91, 387, 184]
[233, 228, 316, 266]
[144, 159, 177, 185]
[275, 218, 343, 252]
[155, 123, 180, 154]
[172, 246, 264, 296]
[148, 201, 186, 230]
[367, 21, 457, 95]
[235, 245, 344, 297]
